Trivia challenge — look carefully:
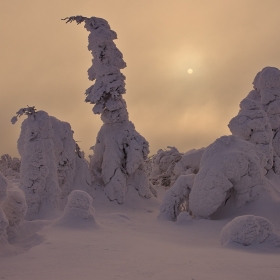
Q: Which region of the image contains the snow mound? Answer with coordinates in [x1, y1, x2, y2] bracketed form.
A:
[189, 135, 267, 218]
[54, 190, 97, 229]
[220, 215, 280, 246]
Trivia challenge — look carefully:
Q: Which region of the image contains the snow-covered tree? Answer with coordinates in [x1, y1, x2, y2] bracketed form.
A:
[149, 147, 182, 188]
[15, 109, 61, 220]
[0, 154, 20, 179]
[64, 16, 152, 203]
[230, 67, 280, 174]
[0, 172, 8, 241]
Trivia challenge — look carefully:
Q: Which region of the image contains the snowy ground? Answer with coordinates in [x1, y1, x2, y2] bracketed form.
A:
[1, 182, 280, 280]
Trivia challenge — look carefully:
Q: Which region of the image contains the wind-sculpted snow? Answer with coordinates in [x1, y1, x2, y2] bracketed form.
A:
[150, 147, 182, 188]
[17, 111, 61, 220]
[2, 185, 27, 239]
[189, 136, 267, 218]
[220, 215, 280, 246]
[91, 121, 151, 203]
[158, 174, 195, 221]
[65, 16, 151, 203]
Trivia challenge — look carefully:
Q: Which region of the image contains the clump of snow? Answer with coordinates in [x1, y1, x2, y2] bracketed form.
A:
[150, 146, 182, 188]
[2, 185, 27, 239]
[65, 16, 151, 203]
[189, 135, 267, 218]
[220, 215, 280, 246]
[158, 174, 195, 221]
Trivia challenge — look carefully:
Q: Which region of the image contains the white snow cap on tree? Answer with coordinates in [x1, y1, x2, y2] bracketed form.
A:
[220, 215, 280, 246]
[0, 154, 20, 179]
[65, 15, 152, 203]
[189, 136, 267, 218]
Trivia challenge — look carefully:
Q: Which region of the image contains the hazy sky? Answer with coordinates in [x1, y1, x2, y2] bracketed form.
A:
[1, 0, 280, 158]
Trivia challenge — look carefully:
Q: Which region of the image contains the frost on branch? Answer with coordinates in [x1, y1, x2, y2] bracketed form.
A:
[220, 215, 280, 246]
[65, 15, 151, 203]
[11, 106, 36, 124]
[150, 147, 182, 188]
[189, 136, 267, 218]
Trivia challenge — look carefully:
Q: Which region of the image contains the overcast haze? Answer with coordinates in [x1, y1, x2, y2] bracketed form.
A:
[1, 0, 280, 158]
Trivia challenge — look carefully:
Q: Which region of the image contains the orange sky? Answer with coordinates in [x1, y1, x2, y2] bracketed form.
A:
[1, 0, 280, 158]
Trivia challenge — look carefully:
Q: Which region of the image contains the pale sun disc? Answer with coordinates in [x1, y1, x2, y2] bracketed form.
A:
[188, 69, 193, 74]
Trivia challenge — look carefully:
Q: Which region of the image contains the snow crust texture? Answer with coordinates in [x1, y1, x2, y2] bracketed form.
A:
[189, 136, 266, 218]
[220, 215, 280, 246]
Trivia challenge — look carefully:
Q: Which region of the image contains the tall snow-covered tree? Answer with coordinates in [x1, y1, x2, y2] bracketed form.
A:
[64, 16, 152, 203]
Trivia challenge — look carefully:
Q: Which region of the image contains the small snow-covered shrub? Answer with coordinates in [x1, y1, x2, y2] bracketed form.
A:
[63, 190, 94, 219]
[158, 174, 195, 221]
[150, 147, 182, 188]
[189, 136, 267, 218]
[220, 215, 280, 246]
[2, 186, 27, 239]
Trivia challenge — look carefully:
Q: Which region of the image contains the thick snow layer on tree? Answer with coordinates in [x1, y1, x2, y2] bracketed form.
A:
[65, 16, 150, 203]
[158, 174, 195, 221]
[2, 184, 27, 239]
[17, 111, 61, 220]
[189, 136, 267, 218]
[91, 121, 151, 203]
[0, 154, 20, 179]
[220, 215, 280, 246]
[150, 147, 182, 188]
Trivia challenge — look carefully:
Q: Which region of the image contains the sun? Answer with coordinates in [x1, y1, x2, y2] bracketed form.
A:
[187, 68, 193, 74]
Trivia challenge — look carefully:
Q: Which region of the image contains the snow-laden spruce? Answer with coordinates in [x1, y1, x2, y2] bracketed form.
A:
[13, 107, 91, 219]
[220, 215, 280, 246]
[64, 16, 151, 203]
[150, 147, 182, 188]
[230, 67, 280, 174]
[189, 136, 267, 218]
